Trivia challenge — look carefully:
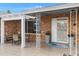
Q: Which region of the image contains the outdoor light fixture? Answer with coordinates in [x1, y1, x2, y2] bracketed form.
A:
[73, 23, 76, 26]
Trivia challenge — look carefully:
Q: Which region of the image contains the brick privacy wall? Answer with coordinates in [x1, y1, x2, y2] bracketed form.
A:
[5, 20, 21, 37]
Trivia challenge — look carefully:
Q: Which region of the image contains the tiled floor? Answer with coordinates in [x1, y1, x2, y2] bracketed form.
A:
[0, 42, 70, 56]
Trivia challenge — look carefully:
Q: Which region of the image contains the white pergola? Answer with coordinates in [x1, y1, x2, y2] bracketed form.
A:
[0, 13, 41, 48]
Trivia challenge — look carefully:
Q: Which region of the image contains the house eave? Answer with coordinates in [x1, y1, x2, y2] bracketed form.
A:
[21, 3, 79, 15]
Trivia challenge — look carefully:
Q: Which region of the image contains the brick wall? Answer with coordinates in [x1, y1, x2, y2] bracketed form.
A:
[41, 13, 79, 45]
[41, 13, 69, 41]
[77, 14, 79, 44]
[4, 13, 79, 45]
[41, 16, 51, 41]
[5, 20, 21, 37]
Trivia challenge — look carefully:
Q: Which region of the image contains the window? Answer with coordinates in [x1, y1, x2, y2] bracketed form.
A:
[25, 21, 36, 33]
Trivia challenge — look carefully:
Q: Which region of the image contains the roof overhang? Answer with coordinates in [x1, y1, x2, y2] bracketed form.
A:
[21, 3, 79, 15]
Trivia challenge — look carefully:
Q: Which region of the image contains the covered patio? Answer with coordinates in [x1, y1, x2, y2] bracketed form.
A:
[21, 4, 79, 56]
[0, 13, 36, 48]
[0, 3, 79, 56]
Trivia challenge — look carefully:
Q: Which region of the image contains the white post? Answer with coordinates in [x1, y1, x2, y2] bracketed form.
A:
[21, 16, 25, 48]
[69, 9, 78, 56]
[69, 9, 72, 55]
[75, 8, 77, 56]
[1, 19, 5, 45]
[36, 13, 41, 48]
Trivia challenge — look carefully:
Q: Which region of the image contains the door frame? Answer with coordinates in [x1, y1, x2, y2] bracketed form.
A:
[51, 17, 69, 44]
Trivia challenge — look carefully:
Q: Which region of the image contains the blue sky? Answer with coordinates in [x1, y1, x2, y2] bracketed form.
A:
[0, 3, 61, 13]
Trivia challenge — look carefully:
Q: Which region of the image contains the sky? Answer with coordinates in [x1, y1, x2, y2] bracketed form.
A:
[0, 3, 61, 13]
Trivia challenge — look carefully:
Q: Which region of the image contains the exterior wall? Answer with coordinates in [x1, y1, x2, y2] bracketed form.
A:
[41, 13, 79, 45]
[41, 16, 51, 41]
[77, 14, 79, 45]
[41, 13, 70, 42]
[5, 20, 21, 37]
[4, 13, 79, 45]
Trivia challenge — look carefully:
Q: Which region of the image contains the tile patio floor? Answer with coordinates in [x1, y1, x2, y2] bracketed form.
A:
[0, 42, 71, 56]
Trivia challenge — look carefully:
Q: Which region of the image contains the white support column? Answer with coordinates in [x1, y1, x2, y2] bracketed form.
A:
[69, 9, 72, 55]
[21, 17, 25, 48]
[75, 8, 77, 56]
[69, 9, 78, 56]
[36, 13, 41, 48]
[1, 19, 5, 45]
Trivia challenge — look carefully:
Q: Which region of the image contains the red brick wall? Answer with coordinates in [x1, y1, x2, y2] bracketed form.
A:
[77, 14, 79, 44]
[41, 13, 79, 45]
[4, 13, 79, 45]
[41, 13, 69, 41]
[5, 20, 21, 37]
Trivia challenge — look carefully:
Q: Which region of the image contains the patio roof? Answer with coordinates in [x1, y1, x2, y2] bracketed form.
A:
[21, 3, 79, 15]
